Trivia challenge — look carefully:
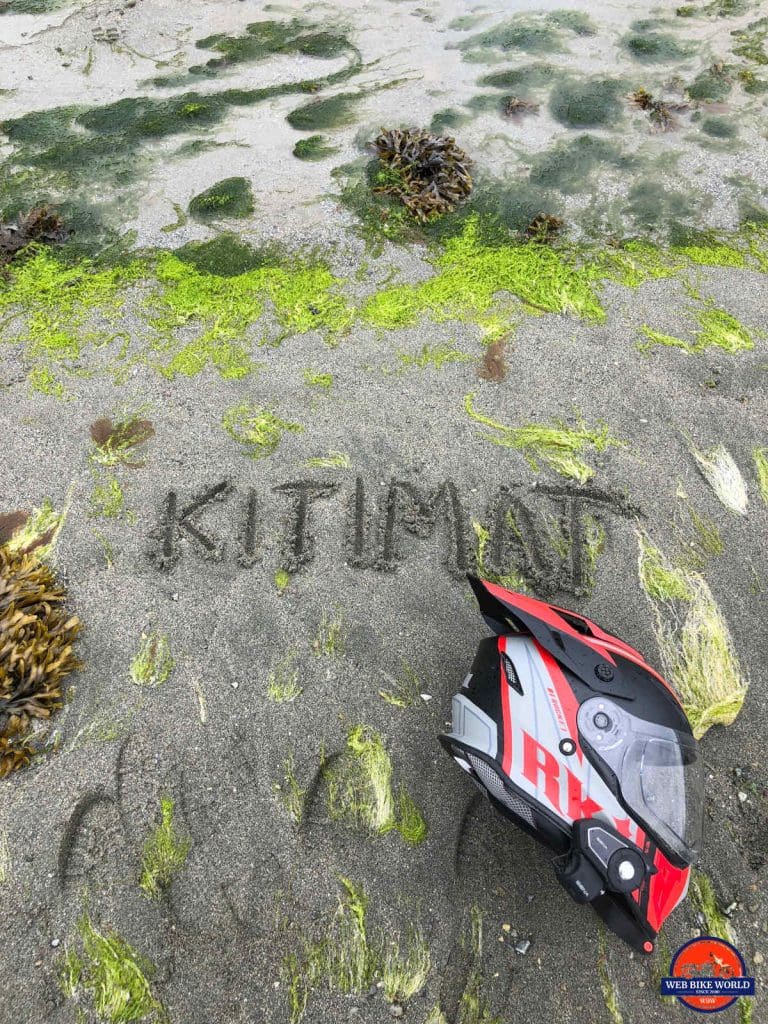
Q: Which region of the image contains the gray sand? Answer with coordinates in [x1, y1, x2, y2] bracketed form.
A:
[1, 1, 766, 1023]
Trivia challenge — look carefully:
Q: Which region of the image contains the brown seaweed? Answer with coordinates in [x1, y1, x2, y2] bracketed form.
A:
[525, 213, 564, 241]
[630, 88, 688, 131]
[372, 127, 473, 222]
[0, 206, 70, 268]
[478, 340, 508, 382]
[0, 546, 82, 778]
[504, 96, 540, 123]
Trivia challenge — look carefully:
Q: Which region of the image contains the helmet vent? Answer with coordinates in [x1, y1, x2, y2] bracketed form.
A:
[557, 609, 594, 636]
[467, 754, 535, 826]
[502, 653, 523, 695]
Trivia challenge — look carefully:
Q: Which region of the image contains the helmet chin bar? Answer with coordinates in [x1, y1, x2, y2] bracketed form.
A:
[554, 819, 656, 905]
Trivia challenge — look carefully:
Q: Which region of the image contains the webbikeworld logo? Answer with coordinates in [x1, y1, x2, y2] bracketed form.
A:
[661, 936, 755, 1013]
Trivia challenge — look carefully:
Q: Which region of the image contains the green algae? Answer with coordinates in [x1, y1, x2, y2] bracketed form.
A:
[379, 660, 420, 709]
[333, 158, 437, 252]
[637, 532, 693, 601]
[266, 652, 301, 698]
[0, 32, 362, 245]
[624, 180, 697, 233]
[1, 0, 71, 12]
[303, 369, 333, 388]
[473, 520, 528, 592]
[732, 16, 768, 64]
[60, 913, 166, 1024]
[597, 926, 624, 1024]
[622, 31, 693, 63]
[548, 77, 625, 127]
[639, 304, 756, 354]
[160, 203, 187, 234]
[293, 134, 338, 160]
[465, 393, 621, 483]
[397, 341, 473, 370]
[547, 10, 597, 36]
[0, 248, 143, 388]
[190, 20, 354, 77]
[276, 754, 307, 822]
[173, 234, 275, 276]
[149, 248, 353, 378]
[455, 10, 594, 61]
[306, 450, 350, 469]
[131, 631, 174, 688]
[449, 14, 489, 31]
[583, 515, 606, 593]
[456, 18, 563, 56]
[28, 365, 67, 398]
[754, 447, 768, 503]
[479, 62, 560, 91]
[737, 67, 768, 92]
[149, 254, 263, 379]
[324, 724, 427, 844]
[380, 926, 431, 1003]
[5, 496, 68, 562]
[636, 531, 747, 737]
[188, 177, 254, 221]
[222, 404, 302, 459]
[687, 66, 734, 100]
[287, 91, 365, 130]
[466, 93, 510, 116]
[89, 476, 129, 520]
[689, 871, 732, 942]
[312, 610, 345, 657]
[429, 108, 470, 133]
[529, 135, 630, 194]
[362, 216, 606, 336]
[285, 878, 429, 1023]
[672, 233, 746, 267]
[139, 797, 191, 899]
[701, 114, 738, 139]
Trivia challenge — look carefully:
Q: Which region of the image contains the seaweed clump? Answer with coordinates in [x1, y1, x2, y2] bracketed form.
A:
[372, 128, 473, 222]
[139, 797, 191, 898]
[90, 414, 155, 468]
[323, 725, 427, 844]
[637, 531, 748, 737]
[0, 206, 70, 268]
[464, 393, 621, 483]
[285, 878, 430, 1024]
[60, 913, 166, 1023]
[0, 545, 81, 777]
[503, 96, 540, 122]
[630, 88, 688, 131]
[188, 177, 254, 221]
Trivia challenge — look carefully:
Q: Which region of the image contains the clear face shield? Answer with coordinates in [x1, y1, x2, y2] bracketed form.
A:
[577, 697, 703, 866]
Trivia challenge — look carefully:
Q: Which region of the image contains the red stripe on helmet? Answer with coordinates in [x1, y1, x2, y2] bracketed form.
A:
[498, 636, 513, 776]
[645, 849, 690, 932]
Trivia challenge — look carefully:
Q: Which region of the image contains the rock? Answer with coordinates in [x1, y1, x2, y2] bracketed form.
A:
[50, 939, 60, 948]
[389, 1005, 404, 1018]
[738, 791, 748, 803]
[754, 951, 764, 965]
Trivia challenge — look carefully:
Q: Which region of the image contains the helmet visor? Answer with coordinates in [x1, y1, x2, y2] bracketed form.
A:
[577, 697, 703, 865]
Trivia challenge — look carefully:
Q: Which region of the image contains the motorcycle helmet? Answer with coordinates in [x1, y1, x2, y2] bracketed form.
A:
[439, 576, 704, 954]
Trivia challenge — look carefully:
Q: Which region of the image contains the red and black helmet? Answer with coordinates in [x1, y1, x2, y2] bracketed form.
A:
[439, 576, 703, 954]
